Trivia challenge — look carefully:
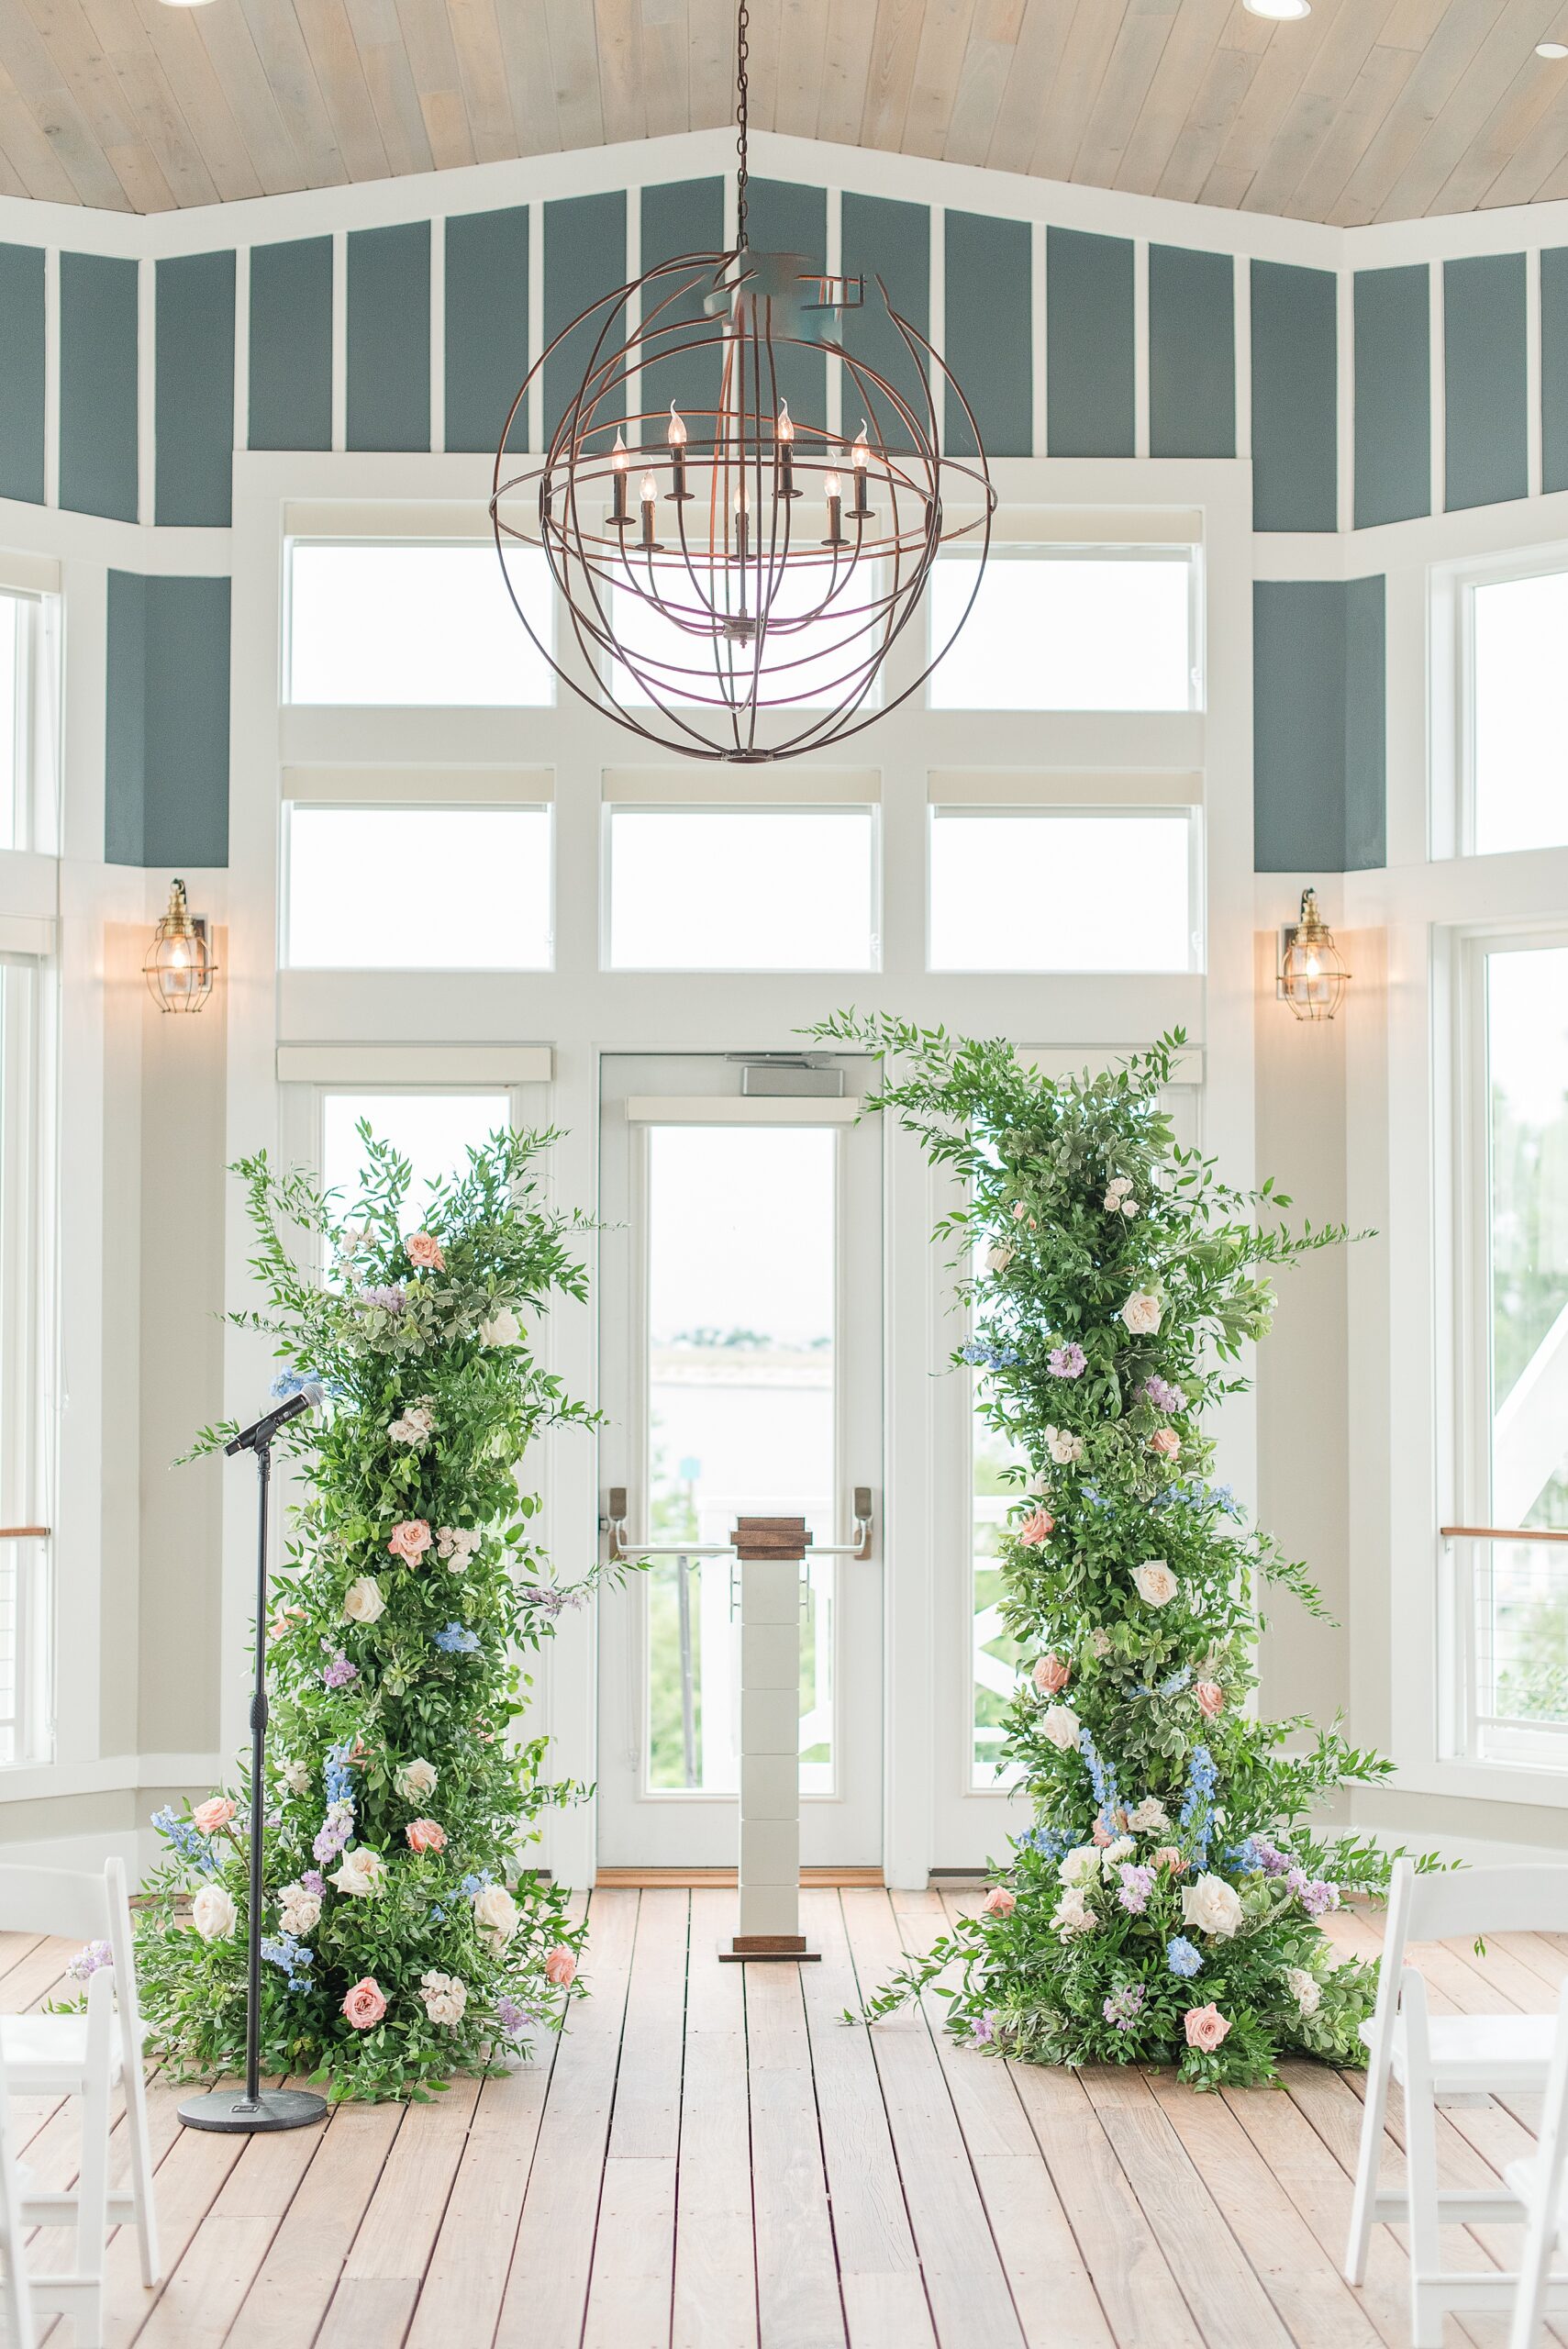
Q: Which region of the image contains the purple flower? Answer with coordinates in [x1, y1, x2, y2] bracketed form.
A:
[361, 1285, 407, 1315]
[1299, 1879, 1339, 1919]
[1117, 1864, 1155, 1916]
[321, 1653, 358, 1690]
[517, 1583, 586, 1619]
[1103, 1983, 1145, 2032]
[1142, 1376, 1187, 1413]
[66, 1940, 113, 1983]
[496, 1995, 535, 2041]
[1284, 1865, 1308, 1896]
[1251, 1836, 1291, 1878]
[970, 2011, 997, 2044]
[300, 1870, 326, 1898]
[1048, 1343, 1086, 1380]
[312, 1802, 353, 1865]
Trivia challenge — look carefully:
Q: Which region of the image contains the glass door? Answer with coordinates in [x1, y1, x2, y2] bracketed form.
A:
[596, 1054, 883, 1869]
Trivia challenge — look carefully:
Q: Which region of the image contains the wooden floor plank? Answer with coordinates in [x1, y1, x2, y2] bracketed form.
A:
[316, 2078, 483, 2349]
[495, 1887, 639, 2349]
[799, 1889, 935, 2349]
[745, 1942, 847, 2349]
[672, 1889, 756, 2349]
[582, 1888, 688, 2349]
[842, 1888, 1024, 2349]
[222, 2101, 404, 2349]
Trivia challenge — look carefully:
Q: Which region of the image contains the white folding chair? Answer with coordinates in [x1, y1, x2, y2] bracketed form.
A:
[0, 2029, 37, 2349]
[1345, 1856, 1568, 2347]
[1506, 1975, 1568, 2349]
[0, 1859, 161, 2345]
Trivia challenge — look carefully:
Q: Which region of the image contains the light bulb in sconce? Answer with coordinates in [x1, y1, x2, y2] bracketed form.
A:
[1276, 887, 1350, 1022]
[144, 878, 217, 1014]
[666, 404, 688, 497]
[848, 423, 873, 518]
[776, 400, 795, 443]
[609, 429, 629, 524]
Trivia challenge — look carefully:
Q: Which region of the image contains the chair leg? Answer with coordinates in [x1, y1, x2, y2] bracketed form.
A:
[1405, 2072, 1445, 2349]
[121, 2061, 161, 2287]
[1345, 2051, 1396, 2285]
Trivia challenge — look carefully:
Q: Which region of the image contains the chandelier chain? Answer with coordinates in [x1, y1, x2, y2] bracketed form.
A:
[735, 0, 750, 250]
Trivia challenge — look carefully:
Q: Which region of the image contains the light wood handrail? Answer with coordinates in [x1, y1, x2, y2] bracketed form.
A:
[1441, 1523, 1568, 1545]
[0, 1526, 48, 1540]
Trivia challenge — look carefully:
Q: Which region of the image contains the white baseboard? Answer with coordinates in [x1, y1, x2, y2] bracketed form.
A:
[1362, 1823, 1568, 1870]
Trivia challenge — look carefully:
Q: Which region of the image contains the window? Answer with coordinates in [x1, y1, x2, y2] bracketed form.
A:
[642, 1124, 839, 1796]
[606, 806, 878, 971]
[321, 1092, 512, 1211]
[929, 807, 1198, 972]
[286, 543, 553, 706]
[284, 804, 551, 970]
[1470, 566, 1568, 856]
[1459, 939, 1568, 1766]
[0, 960, 49, 1765]
[609, 564, 884, 710]
[929, 551, 1197, 711]
[0, 590, 59, 853]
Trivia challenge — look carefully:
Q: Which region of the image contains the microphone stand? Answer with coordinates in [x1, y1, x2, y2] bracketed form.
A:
[179, 1422, 328, 2133]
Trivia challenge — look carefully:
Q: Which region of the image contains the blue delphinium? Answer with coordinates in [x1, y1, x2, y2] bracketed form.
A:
[1079, 1725, 1121, 1835]
[151, 1805, 220, 1875]
[1166, 1937, 1203, 1978]
[323, 1741, 356, 1808]
[434, 1622, 481, 1655]
[1016, 1823, 1073, 1864]
[1179, 1743, 1218, 1862]
[962, 1340, 1019, 1369]
[261, 1932, 315, 1993]
[460, 1870, 494, 1898]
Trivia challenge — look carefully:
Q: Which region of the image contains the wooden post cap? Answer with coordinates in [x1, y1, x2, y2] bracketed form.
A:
[729, 1515, 812, 1561]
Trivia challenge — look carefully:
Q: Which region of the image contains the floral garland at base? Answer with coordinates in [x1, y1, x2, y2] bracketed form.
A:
[136, 1128, 605, 2102]
[818, 1018, 1433, 2090]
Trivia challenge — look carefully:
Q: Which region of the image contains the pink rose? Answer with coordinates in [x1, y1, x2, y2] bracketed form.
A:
[406, 1231, 445, 1271]
[342, 1976, 387, 2031]
[1032, 1652, 1070, 1695]
[387, 1519, 432, 1563]
[191, 1798, 237, 1836]
[981, 1887, 1016, 1918]
[1091, 1820, 1113, 1848]
[1151, 1847, 1186, 1874]
[405, 1818, 446, 1854]
[1149, 1427, 1182, 1459]
[1184, 2003, 1231, 2053]
[544, 1945, 576, 1987]
[1018, 1507, 1055, 1548]
[1195, 1681, 1225, 1720]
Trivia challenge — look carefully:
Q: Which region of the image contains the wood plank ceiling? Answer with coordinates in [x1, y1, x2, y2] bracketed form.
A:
[6, 0, 1568, 220]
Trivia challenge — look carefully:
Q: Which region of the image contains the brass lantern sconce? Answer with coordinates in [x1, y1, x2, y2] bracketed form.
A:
[143, 877, 217, 1014]
[1277, 887, 1350, 1022]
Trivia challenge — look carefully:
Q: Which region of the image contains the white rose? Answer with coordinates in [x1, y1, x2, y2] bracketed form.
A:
[420, 1969, 469, 2026]
[984, 1244, 1014, 1275]
[343, 1575, 385, 1625]
[1051, 1887, 1098, 1939]
[1132, 1560, 1178, 1609]
[192, 1884, 237, 1943]
[435, 1526, 482, 1571]
[330, 1847, 385, 1898]
[1284, 1966, 1321, 2017]
[1040, 1704, 1081, 1753]
[478, 1307, 522, 1348]
[1120, 1290, 1162, 1336]
[281, 1758, 311, 1797]
[1088, 1628, 1112, 1659]
[473, 1883, 520, 1944]
[1182, 1872, 1244, 1940]
[395, 1757, 439, 1803]
[1121, 1199, 1139, 1218]
[1058, 1844, 1103, 1888]
[1129, 1797, 1170, 1833]
[279, 1890, 321, 1936]
[1044, 1425, 1084, 1466]
[1106, 1175, 1132, 1199]
[1101, 1837, 1135, 1869]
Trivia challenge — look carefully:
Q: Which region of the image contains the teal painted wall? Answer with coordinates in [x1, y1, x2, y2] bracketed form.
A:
[0, 244, 45, 506]
[945, 211, 1032, 460]
[1444, 252, 1528, 512]
[106, 573, 231, 869]
[1046, 227, 1135, 459]
[445, 206, 530, 457]
[1253, 577, 1385, 874]
[1353, 265, 1429, 529]
[543, 191, 627, 447]
[1149, 244, 1234, 461]
[347, 221, 430, 453]
[250, 238, 333, 452]
[1251, 260, 1337, 533]
[60, 252, 139, 524]
[156, 251, 236, 528]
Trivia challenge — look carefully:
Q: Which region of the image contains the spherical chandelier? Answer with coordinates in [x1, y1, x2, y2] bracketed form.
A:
[490, 6, 996, 763]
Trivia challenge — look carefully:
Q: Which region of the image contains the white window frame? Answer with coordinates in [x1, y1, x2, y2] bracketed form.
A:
[281, 531, 558, 710]
[600, 796, 884, 975]
[926, 537, 1206, 716]
[925, 798, 1206, 976]
[0, 954, 54, 1768]
[0, 584, 61, 859]
[1440, 539, 1568, 863]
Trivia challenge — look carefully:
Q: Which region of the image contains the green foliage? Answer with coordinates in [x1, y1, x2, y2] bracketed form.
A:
[139, 1124, 614, 2102]
[813, 1014, 1420, 2089]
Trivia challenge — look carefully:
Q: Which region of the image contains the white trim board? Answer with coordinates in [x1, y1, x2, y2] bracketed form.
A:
[276, 1045, 554, 1085]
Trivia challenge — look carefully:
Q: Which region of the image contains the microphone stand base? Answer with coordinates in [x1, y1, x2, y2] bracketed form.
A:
[179, 2087, 328, 2133]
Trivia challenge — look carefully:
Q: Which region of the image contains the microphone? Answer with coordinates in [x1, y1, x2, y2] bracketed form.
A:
[226, 1382, 327, 1456]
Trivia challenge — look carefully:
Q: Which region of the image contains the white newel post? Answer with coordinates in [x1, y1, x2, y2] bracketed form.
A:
[722, 1516, 819, 1963]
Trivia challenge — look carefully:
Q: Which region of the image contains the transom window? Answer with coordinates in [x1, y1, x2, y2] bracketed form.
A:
[286, 542, 553, 707]
[929, 548, 1198, 712]
[0, 588, 59, 854]
[929, 807, 1200, 973]
[284, 802, 552, 971]
[1467, 563, 1568, 857]
[606, 805, 878, 972]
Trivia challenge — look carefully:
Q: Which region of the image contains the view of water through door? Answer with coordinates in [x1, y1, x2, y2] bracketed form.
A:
[597, 1056, 883, 1870]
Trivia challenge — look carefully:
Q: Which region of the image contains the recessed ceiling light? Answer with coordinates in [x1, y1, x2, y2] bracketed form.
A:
[157, 0, 218, 10]
[1244, 0, 1312, 18]
[1538, 39, 1568, 56]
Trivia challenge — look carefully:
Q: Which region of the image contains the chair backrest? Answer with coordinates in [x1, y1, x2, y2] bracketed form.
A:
[1405, 1861, 1568, 1943]
[0, 1863, 110, 1946]
[0, 2027, 38, 2349]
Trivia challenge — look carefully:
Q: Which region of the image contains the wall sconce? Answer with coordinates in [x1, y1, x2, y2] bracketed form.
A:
[1277, 887, 1349, 1021]
[143, 877, 217, 1014]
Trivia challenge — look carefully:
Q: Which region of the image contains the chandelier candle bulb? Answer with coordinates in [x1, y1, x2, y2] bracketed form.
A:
[639, 473, 660, 551]
[610, 431, 629, 526]
[667, 404, 688, 499]
[824, 471, 844, 547]
[777, 400, 796, 497]
[850, 426, 872, 519]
